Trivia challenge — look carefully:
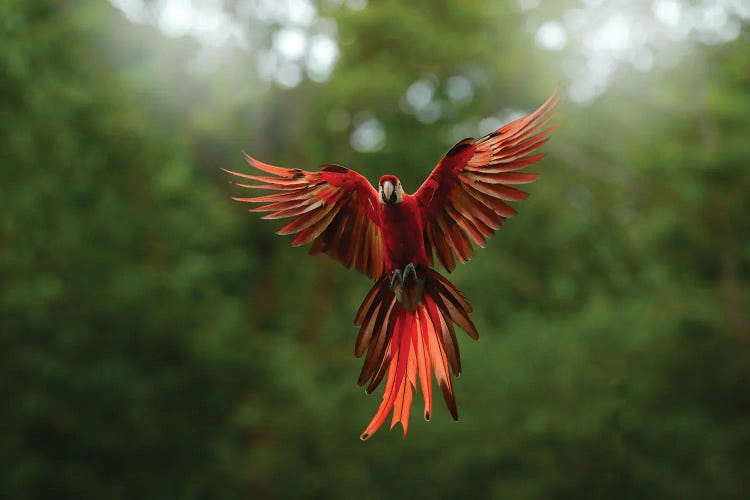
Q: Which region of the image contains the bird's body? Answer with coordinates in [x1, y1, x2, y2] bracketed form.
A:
[226, 91, 559, 440]
[380, 194, 428, 272]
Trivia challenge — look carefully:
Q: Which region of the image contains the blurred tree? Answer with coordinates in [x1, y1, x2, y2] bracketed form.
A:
[0, 1, 264, 497]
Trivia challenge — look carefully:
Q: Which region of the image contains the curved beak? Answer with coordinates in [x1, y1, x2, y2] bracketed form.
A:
[382, 180, 394, 202]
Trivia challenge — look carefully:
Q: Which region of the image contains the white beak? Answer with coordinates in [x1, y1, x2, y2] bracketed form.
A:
[382, 180, 394, 200]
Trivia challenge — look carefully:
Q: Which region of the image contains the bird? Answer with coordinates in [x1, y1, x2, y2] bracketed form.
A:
[225, 90, 559, 440]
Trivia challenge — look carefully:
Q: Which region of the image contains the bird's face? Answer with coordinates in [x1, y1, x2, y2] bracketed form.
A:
[379, 175, 404, 205]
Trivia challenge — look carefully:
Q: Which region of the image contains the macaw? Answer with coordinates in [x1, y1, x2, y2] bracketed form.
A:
[225, 91, 558, 440]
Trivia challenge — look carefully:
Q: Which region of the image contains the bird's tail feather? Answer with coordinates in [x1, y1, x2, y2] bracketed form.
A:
[355, 268, 478, 440]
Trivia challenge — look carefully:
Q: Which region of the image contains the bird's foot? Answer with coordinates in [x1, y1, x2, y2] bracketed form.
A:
[390, 263, 420, 289]
[403, 262, 418, 285]
[389, 263, 425, 311]
[390, 269, 403, 290]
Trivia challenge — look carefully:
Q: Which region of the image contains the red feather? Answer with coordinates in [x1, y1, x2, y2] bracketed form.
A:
[227, 89, 558, 440]
[415, 88, 559, 271]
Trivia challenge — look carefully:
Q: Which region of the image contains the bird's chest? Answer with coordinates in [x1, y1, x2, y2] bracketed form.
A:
[380, 200, 426, 269]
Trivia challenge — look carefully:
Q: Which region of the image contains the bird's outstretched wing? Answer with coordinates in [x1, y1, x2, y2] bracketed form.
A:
[225, 156, 385, 279]
[414, 90, 559, 271]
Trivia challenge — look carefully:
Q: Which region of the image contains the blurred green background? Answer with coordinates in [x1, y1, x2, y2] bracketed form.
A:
[2, 0, 749, 498]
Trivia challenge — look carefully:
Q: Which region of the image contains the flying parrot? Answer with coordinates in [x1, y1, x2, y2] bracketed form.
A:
[225, 90, 559, 440]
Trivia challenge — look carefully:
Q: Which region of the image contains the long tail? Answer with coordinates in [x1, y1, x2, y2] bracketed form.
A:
[354, 268, 478, 440]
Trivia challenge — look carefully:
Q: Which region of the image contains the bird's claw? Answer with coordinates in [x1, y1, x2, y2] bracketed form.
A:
[390, 263, 420, 289]
[389, 263, 425, 311]
[404, 263, 418, 284]
[390, 269, 403, 289]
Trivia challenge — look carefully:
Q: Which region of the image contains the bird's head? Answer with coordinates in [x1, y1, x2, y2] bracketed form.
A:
[378, 175, 404, 205]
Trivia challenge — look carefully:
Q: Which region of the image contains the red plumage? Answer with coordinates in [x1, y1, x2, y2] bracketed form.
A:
[225, 90, 559, 440]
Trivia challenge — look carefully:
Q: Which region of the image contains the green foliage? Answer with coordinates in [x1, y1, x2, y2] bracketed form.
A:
[1, 0, 749, 498]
